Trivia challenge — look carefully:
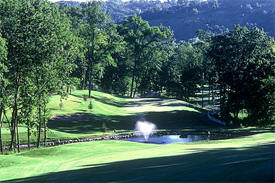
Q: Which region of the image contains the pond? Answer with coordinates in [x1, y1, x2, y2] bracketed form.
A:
[119, 134, 210, 145]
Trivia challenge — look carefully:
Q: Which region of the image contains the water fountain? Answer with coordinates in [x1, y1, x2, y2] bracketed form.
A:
[135, 120, 156, 141]
[118, 119, 211, 145]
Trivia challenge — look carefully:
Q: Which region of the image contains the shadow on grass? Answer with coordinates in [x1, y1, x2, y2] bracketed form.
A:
[70, 93, 128, 108]
[48, 109, 211, 134]
[91, 95, 128, 107]
[4, 143, 275, 183]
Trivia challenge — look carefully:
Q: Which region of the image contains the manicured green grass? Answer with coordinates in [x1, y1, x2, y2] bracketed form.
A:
[2, 90, 211, 146]
[1, 90, 132, 146]
[1, 90, 274, 182]
[0, 133, 274, 182]
[2, 90, 273, 147]
[48, 90, 130, 116]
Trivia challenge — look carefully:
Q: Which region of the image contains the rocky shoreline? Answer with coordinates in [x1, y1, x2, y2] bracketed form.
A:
[2, 130, 254, 151]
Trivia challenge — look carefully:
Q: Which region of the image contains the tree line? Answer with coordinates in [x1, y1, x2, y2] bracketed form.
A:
[0, 0, 274, 153]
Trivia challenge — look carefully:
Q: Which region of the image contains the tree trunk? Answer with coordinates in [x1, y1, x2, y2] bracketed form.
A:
[9, 76, 20, 151]
[43, 118, 47, 146]
[133, 85, 137, 98]
[88, 30, 95, 98]
[27, 126, 30, 149]
[88, 69, 92, 98]
[201, 84, 204, 108]
[9, 107, 16, 151]
[211, 85, 214, 105]
[4, 110, 10, 129]
[0, 109, 3, 154]
[220, 83, 226, 118]
[35, 67, 42, 148]
[130, 57, 137, 98]
[37, 104, 42, 148]
[43, 101, 47, 146]
[82, 68, 86, 90]
[16, 121, 20, 152]
[130, 72, 135, 98]
[208, 80, 211, 105]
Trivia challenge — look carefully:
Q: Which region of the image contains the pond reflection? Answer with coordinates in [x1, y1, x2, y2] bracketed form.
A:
[119, 135, 209, 145]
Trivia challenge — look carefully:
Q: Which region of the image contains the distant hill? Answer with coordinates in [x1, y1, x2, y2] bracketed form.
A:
[141, 0, 275, 41]
[54, 0, 275, 41]
[55, 0, 177, 22]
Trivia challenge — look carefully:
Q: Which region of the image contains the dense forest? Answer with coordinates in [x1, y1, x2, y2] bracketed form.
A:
[0, 0, 274, 153]
[56, 0, 275, 41]
[142, 0, 275, 40]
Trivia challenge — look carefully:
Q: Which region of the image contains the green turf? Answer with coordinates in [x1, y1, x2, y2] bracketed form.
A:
[0, 133, 274, 182]
[1, 90, 274, 182]
[1, 90, 132, 145]
[2, 90, 210, 146]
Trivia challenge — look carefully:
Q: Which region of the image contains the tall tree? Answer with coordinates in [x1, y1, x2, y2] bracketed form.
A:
[119, 15, 173, 97]
[0, 33, 7, 154]
[175, 41, 202, 100]
[81, 1, 110, 98]
[206, 25, 275, 125]
[0, 0, 79, 149]
[99, 24, 129, 94]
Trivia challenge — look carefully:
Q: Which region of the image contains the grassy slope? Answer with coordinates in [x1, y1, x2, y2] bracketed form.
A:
[1, 90, 274, 182]
[0, 133, 274, 182]
[2, 90, 210, 145]
[1, 91, 132, 145]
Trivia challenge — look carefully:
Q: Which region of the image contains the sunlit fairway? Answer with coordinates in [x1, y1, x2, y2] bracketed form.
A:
[2, 91, 132, 145]
[0, 133, 274, 182]
[2, 90, 210, 146]
[1, 90, 274, 182]
[1, 0, 274, 182]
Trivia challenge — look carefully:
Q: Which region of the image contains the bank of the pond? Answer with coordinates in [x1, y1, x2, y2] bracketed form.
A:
[1, 129, 270, 152]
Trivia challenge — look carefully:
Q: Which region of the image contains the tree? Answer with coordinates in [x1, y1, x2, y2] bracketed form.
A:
[0, 0, 79, 149]
[175, 41, 202, 100]
[99, 25, 129, 95]
[58, 3, 87, 91]
[81, 1, 110, 98]
[0, 33, 7, 154]
[206, 25, 275, 125]
[119, 15, 174, 97]
[137, 25, 174, 96]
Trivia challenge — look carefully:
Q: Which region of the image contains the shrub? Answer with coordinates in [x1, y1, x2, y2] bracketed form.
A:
[102, 122, 107, 133]
[83, 95, 88, 101]
[59, 102, 63, 110]
[88, 101, 93, 110]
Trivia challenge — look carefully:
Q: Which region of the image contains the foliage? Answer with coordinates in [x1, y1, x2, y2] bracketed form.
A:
[0, 0, 81, 150]
[118, 15, 175, 97]
[141, 0, 275, 41]
[0, 0, 273, 153]
[88, 101, 93, 111]
[206, 25, 275, 125]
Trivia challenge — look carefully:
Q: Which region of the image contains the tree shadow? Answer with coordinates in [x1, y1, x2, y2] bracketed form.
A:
[4, 143, 275, 183]
[48, 109, 211, 134]
[69, 94, 84, 100]
[91, 95, 128, 107]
